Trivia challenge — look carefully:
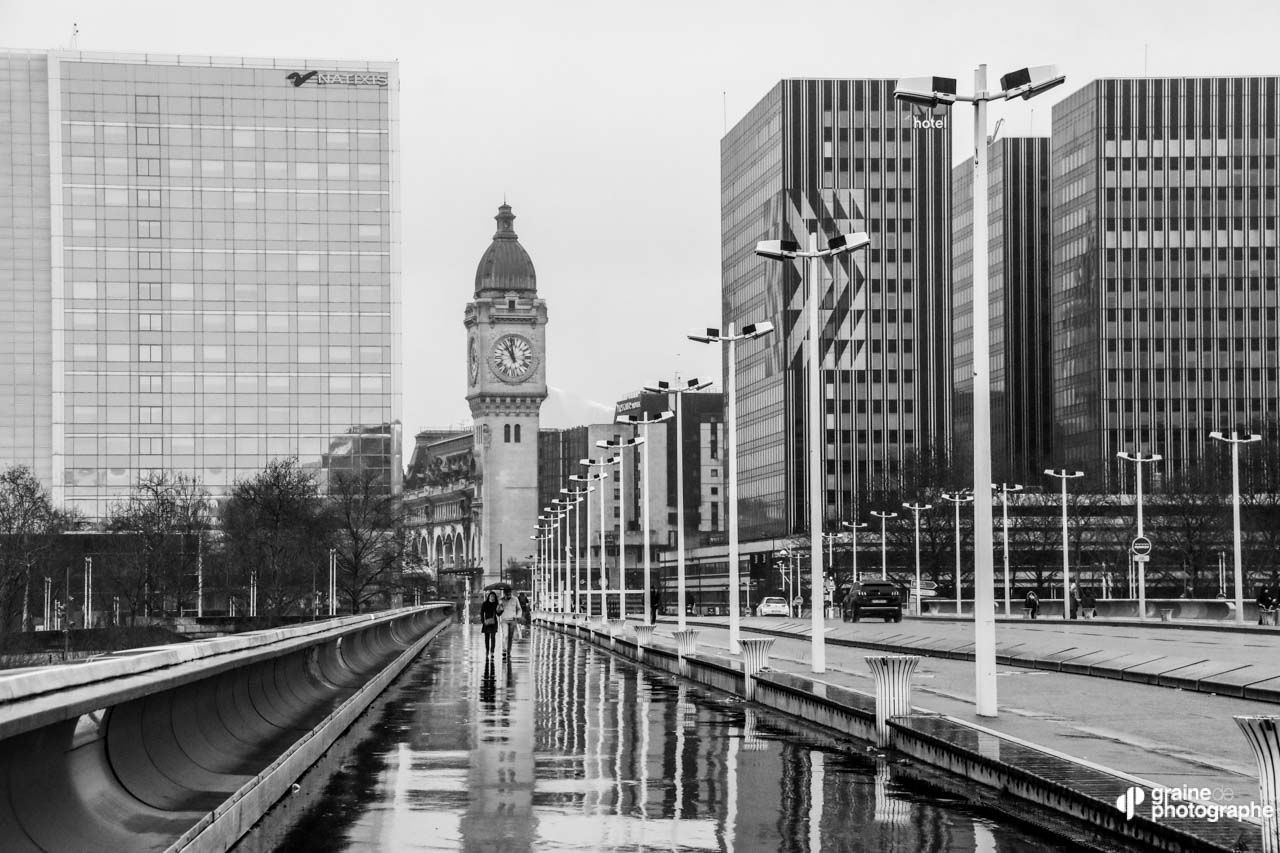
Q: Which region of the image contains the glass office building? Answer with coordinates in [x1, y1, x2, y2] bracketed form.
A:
[1051, 77, 1280, 486]
[952, 138, 1053, 483]
[721, 79, 953, 539]
[0, 50, 401, 517]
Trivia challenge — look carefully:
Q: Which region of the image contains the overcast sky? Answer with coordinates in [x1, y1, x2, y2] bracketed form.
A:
[4, 0, 1280, 436]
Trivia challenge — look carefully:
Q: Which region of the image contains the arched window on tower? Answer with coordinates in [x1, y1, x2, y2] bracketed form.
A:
[504, 424, 511, 443]
[514, 424, 522, 443]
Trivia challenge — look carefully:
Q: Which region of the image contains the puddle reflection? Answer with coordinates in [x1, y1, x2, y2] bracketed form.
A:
[275, 625, 1088, 852]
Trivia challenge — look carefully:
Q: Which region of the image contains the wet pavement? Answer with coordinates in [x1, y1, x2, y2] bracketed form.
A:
[264, 623, 1118, 852]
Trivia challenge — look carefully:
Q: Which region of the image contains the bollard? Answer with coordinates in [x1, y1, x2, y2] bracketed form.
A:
[739, 637, 775, 701]
[1236, 716, 1280, 853]
[865, 655, 921, 748]
[1160, 608, 1174, 622]
[673, 628, 699, 675]
[633, 624, 656, 661]
[607, 619, 627, 648]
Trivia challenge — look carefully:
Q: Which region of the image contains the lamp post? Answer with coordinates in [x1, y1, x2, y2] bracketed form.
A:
[530, 531, 547, 610]
[896, 62, 1064, 717]
[618, 409, 675, 628]
[689, 321, 774, 650]
[547, 503, 573, 611]
[328, 547, 336, 617]
[1044, 469, 1084, 621]
[598, 435, 645, 618]
[941, 491, 973, 614]
[553, 496, 583, 612]
[755, 232, 870, 674]
[870, 511, 898, 580]
[902, 503, 932, 616]
[581, 456, 619, 618]
[841, 521, 868, 589]
[561, 485, 593, 614]
[1210, 431, 1261, 625]
[1117, 450, 1162, 621]
[570, 470, 609, 616]
[992, 483, 1023, 616]
[642, 377, 712, 632]
[536, 515, 555, 609]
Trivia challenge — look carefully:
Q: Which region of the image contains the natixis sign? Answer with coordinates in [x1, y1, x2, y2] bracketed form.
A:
[286, 70, 388, 88]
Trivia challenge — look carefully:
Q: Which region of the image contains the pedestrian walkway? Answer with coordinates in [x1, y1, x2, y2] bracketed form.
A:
[656, 616, 1272, 824]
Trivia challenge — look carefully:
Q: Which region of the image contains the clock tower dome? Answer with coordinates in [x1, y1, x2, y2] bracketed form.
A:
[465, 204, 548, 589]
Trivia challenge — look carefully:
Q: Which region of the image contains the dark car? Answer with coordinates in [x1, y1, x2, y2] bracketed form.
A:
[845, 581, 903, 622]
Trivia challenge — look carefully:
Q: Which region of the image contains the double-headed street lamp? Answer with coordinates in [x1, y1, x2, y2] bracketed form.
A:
[598, 435, 645, 618]
[531, 528, 552, 610]
[561, 486, 593, 613]
[554, 495, 585, 610]
[569, 469, 609, 617]
[841, 521, 868, 587]
[689, 322, 774, 652]
[870, 511, 898, 580]
[617, 409, 674, 626]
[902, 502, 932, 616]
[642, 378, 712, 632]
[992, 483, 1023, 616]
[940, 491, 973, 614]
[1116, 450, 1162, 621]
[755, 232, 870, 674]
[896, 63, 1064, 717]
[1210, 431, 1262, 625]
[1044, 469, 1084, 621]
[581, 455, 619, 618]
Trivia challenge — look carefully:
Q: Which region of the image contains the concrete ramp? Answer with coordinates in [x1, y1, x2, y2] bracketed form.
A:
[0, 604, 451, 853]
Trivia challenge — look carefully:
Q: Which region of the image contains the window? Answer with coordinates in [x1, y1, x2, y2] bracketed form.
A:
[514, 424, 522, 443]
[503, 424, 511, 443]
[139, 344, 162, 362]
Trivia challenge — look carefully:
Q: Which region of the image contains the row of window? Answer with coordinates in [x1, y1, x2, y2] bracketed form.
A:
[67, 282, 389, 304]
[1106, 398, 1268, 413]
[64, 187, 388, 210]
[1104, 277, 1276, 294]
[67, 158, 385, 181]
[1106, 367, 1278, 381]
[74, 343, 390, 364]
[826, 398, 917, 414]
[822, 429, 917, 446]
[65, 123, 385, 149]
[1105, 154, 1279, 170]
[1106, 307, 1279, 322]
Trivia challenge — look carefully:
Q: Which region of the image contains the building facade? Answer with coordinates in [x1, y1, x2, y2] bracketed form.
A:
[952, 137, 1053, 483]
[1051, 76, 1280, 487]
[0, 50, 401, 517]
[720, 78, 953, 540]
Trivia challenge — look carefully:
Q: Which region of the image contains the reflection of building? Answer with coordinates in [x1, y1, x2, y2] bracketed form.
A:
[952, 138, 1053, 483]
[1052, 76, 1280, 486]
[0, 49, 401, 517]
[721, 79, 954, 539]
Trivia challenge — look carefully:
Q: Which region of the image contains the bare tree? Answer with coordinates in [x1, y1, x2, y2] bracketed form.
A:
[0, 466, 76, 631]
[324, 469, 404, 614]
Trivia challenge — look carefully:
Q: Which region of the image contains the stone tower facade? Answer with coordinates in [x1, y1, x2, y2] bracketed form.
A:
[465, 204, 548, 588]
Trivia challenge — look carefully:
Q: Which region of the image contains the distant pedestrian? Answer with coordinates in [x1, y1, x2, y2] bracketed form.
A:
[1024, 589, 1040, 619]
[517, 592, 531, 625]
[1257, 586, 1274, 625]
[480, 591, 500, 656]
[649, 586, 661, 623]
[1069, 584, 1081, 620]
[498, 589, 522, 656]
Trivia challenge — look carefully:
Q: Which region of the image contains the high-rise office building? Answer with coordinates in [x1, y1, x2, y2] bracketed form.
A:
[0, 50, 401, 517]
[952, 137, 1053, 483]
[721, 79, 953, 539]
[1051, 76, 1280, 486]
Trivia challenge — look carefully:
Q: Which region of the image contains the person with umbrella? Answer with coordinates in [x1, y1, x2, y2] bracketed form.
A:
[494, 583, 523, 657]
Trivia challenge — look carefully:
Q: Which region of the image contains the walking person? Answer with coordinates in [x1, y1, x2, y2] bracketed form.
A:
[1257, 586, 1274, 625]
[499, 589, 523, 657]
[650, 585, 661, 624]
[1069, 583, 1081, 620]
[480, 591, 500, 656]
[1024, 589, 1040, 619]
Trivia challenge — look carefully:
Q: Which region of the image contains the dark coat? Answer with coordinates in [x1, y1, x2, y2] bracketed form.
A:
[480, 599, 500, 634]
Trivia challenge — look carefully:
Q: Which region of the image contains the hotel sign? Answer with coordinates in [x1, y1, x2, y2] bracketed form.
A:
[286, 70, 388, 88]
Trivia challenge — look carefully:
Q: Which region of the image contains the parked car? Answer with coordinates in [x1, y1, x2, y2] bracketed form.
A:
[756, 596, 790, 617]
[845, 581, 903, 622]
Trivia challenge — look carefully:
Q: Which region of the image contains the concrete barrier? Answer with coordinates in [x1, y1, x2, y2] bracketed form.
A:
[0, 604, 451, 853]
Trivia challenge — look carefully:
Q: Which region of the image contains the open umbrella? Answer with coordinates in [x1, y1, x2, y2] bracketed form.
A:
[484, 581, 513, 594]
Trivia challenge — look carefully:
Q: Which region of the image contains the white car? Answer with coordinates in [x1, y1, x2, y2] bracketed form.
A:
[757, 596, 790, 617]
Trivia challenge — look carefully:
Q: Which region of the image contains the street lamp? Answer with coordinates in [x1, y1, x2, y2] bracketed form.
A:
[543, 505, 570, 611]
[755, 232, 870, 675]
[530, 530, 549, 610]
[870, 511, 898, 580]
[895, 62, 1063, 718]
[1044, 469, 1084, 621]
[642, 377, 712, 632]
[902, 503, 932, 616]
[689, 321, 774, 651]
[553, 495, 584, 612]
[598, 435, 645, 619]
[561, 485, 594, 614]
[1116, 450, 1162, 620]
[841, 521, 868, 587]
[618, 409, 675, 627]
[941, 491, 973, 614]
[569, 470, 609, 617]
[581, 455, 620, 619]
[1209, 431, 1261, 625]
[992, 483, 1023, 616]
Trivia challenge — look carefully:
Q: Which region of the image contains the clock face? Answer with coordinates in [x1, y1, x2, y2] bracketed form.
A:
[468, 337, 479, 385]
[490, 334, 536, 382]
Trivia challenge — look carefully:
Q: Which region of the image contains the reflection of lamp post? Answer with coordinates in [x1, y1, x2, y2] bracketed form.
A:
[941, 491, 973, 614]
[688, 322, 774, 651]
[642, 378, 711, 632]
[597, 435, 645, 618]
[896, 62, 1064, 717]
[617, 410, 674, 627]
[870, 511, 898, 580]
[991, 483, 1022, 616]
[902, 502, 932, 616]
[756, 232, 870, 674]
[1117, 450, 1162, 621]
[1210, 431, 1261, 625]
[1044, 469, 1084, 621]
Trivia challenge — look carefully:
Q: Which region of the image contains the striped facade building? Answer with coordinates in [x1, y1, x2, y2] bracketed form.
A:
[1051, 77, 1280, 487]
[952, 137, 1054, 484]
[720, 78, 953, 540]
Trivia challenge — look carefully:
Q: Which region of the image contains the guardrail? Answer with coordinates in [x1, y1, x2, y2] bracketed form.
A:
[925, 597, 1255, 621]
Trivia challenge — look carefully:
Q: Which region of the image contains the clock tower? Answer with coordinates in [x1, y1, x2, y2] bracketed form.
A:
[465, 204, 548, 589]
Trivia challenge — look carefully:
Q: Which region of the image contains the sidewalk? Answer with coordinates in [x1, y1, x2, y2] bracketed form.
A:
[659, 616, 1270, 814]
